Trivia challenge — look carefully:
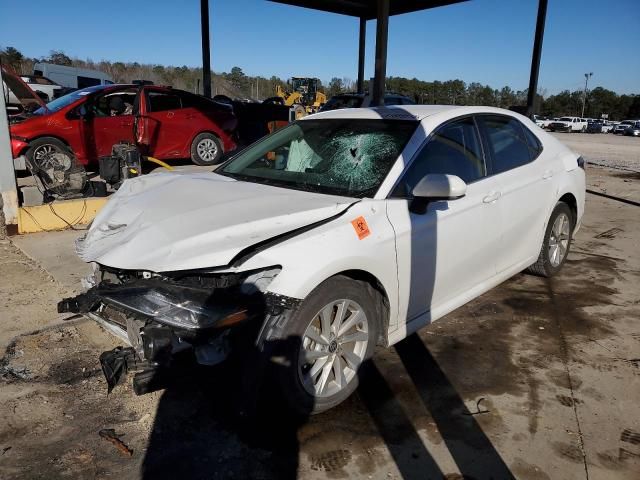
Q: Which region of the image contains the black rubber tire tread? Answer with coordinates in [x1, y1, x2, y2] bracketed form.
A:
[526, 202, 574, 278]
[25, 137, 73, 167]
[190, 132, 223, 166]
[258, 275, 382, 416]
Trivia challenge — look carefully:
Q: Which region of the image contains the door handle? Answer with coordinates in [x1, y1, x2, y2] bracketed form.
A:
[483, 191, 501, 203]
[543, 170, 553, 179]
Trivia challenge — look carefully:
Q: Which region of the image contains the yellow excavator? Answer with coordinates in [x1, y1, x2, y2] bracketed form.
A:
[273, 77, 326, 119]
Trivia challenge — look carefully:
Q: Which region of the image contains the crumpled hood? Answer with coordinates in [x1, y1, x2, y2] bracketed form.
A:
[78, 172, 355, 272]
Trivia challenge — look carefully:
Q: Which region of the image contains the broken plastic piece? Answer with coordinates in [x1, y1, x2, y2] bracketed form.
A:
[99, 347, 139, 394]
[98, 429, 133, 456]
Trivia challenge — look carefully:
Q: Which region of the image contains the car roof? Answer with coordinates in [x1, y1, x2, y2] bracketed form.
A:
[307, 105, 527, 122]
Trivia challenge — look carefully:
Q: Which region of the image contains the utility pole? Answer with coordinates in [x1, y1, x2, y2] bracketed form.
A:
[582, 72, 593, 118]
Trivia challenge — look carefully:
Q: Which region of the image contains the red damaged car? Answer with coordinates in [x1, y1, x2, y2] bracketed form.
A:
[10, 84, 238, 168]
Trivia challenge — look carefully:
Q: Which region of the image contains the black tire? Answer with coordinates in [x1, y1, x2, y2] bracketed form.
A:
[527, 202, 574, 277]
[190, 132, 223, 166]
[25, 137, 74, 170]
[259, 276, 382, 415]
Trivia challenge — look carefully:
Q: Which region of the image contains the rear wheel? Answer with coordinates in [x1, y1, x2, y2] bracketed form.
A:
[190, 133, 223, 166]
[527, 202, 574, 277]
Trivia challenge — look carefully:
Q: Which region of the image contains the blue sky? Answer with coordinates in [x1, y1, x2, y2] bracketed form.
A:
[1, 0, 639, 94]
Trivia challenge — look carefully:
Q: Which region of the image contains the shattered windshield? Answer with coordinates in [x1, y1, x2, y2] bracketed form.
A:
[220, 119, 417, 198]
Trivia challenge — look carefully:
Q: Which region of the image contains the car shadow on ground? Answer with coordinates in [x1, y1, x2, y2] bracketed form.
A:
[140, 332, 514, 480]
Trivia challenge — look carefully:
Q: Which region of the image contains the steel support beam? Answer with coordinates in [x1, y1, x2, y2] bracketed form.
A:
[371, 0, 389, 106]
[201, 0, 212, 98]
[357, 17, 366, 94]
[0, 73, 19, 229]
[526, 0, 548, 118]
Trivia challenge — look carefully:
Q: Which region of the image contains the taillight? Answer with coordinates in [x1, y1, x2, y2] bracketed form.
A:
[577, 156, 586, 170]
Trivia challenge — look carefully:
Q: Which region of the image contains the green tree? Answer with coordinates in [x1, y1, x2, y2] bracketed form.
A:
[0, 46, 24, 71]
[328, 77, 344, 97]
[47, 50, 72, 66]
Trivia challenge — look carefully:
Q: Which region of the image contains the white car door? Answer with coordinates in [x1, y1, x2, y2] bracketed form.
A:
[477, 114, 556, 274]
[386, 116, 503, 322]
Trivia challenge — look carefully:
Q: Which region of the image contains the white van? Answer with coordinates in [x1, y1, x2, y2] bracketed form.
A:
[33, 63, 114, 89]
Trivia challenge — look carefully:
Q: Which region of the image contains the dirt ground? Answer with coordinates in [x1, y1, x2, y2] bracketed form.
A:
[550, 132, 640, 172]
[1, 167, 639, 480]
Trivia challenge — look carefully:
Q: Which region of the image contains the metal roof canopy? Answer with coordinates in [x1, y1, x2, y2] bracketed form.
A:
[268, 0, 468, 106]
[259, 0, 548, 114]
[197, 0, 548, 110]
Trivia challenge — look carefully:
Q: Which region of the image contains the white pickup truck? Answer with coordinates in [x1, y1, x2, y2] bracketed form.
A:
[548, 116, 587, 133]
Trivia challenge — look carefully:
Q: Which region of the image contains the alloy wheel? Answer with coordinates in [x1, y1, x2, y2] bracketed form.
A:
[33, 144, 71, 171]
[299, 299, 369, 398]
[548, 212, 570, 267]
[196, 138, 218, 162]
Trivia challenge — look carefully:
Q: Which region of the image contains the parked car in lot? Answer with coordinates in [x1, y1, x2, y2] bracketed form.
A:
[623, 121, 640, 137]
[319, 92, 415, 111]
[537, 117, 559, 129]
[586, 120, 605, 133]
[613, 120, 637, 134]
[600, 120, 614, 133]
[548, 116, 587, 132]
[10, 84, 238, 169]
[59, 105, 586, 414]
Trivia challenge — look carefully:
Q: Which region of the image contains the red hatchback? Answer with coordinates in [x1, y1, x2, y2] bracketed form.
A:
[10, 84, 238, 168]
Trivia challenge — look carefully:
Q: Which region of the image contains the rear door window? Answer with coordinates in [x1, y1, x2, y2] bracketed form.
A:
[478, 115, 532, 175]
[148, 91, 182, 112]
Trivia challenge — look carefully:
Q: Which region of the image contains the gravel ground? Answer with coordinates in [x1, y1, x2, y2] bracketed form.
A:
[550, 132, 640, 172]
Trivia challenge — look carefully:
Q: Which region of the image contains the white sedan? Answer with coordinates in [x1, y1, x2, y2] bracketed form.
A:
[60, 105, 586, 413]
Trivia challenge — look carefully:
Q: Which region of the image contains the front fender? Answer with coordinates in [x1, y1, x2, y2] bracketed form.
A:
[237, 200, 400, 330]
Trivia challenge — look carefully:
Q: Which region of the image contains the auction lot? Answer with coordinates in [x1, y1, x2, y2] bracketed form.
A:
[1, 135, 639, 480]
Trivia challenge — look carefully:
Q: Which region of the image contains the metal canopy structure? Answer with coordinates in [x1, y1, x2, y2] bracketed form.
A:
[197, 0, 548, 113]
[268, 0, 468, 106]
[270, 0, 465, 19]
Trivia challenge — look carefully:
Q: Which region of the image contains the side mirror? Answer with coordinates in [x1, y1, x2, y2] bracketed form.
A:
[410, 174, 467, 214]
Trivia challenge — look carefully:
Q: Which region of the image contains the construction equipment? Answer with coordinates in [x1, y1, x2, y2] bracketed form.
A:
[273, 77, 326, 118]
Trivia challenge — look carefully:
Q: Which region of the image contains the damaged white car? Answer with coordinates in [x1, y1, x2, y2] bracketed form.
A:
[59, 106, 586, 414]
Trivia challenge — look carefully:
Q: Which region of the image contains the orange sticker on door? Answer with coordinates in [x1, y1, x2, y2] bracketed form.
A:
[351, 216, 371, 240]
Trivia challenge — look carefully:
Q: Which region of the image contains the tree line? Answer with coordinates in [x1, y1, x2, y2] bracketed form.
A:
[2, 47, 638, 120]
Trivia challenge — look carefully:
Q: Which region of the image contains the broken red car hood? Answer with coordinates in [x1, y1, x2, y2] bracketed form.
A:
[77, 172, 354, 272]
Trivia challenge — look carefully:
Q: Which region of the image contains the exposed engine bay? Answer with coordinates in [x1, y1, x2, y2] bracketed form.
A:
[58, 264, 298, 394]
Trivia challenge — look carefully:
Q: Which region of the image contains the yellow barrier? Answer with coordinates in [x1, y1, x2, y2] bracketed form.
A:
[18, 197, 108, 234]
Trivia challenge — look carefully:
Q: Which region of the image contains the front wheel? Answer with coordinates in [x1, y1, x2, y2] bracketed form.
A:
[25, 137, 74, 172]
[527, 202, 574, 277]
[190, 132, 223, 166]
[263, 276, 381, 415]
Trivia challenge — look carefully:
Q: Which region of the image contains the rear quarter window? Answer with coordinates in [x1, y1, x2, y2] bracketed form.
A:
[522, 124, 543, 160]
